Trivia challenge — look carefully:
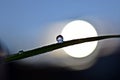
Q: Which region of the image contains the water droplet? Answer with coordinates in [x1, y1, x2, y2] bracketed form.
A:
[18, 50, 24, 54]
[56, 35, 64, 43]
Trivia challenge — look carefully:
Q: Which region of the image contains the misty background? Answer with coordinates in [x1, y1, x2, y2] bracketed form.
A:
[0, 0, 120, 80]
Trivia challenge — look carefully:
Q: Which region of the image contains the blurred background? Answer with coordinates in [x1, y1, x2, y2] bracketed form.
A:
[0, 0, 120, 80]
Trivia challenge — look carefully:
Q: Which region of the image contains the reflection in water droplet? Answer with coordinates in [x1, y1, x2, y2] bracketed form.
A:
[56, 35, 64, 43]
[18, 50, 24, 54]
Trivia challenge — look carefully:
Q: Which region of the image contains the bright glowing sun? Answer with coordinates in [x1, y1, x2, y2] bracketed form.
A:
[61, 20, 98, 58]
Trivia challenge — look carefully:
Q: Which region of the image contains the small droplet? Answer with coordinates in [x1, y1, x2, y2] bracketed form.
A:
[18, 50, 24, 54]
[56, 35, 64, 43]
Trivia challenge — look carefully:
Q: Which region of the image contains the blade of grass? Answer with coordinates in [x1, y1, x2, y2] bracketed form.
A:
[5, 35, 120, 62]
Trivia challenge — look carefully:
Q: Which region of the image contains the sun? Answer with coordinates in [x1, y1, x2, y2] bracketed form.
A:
[61, 20, 98, 58]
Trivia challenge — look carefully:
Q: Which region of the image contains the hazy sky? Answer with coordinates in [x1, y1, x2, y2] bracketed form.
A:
[0, 0, 120, 53]
[1, 1, 120, 79]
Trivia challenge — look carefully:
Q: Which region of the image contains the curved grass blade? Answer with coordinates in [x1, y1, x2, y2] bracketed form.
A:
[5, 35, 120, 62]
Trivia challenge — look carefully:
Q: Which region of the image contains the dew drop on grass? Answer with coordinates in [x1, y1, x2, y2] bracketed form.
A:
[56, 35, 64, 43]
[18, 50, 24, 54]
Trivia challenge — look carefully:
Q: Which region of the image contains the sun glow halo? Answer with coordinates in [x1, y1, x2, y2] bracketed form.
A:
[61, 20, 98, 58]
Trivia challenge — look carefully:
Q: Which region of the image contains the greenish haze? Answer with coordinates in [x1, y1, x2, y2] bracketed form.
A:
[5, 35, 120, 62]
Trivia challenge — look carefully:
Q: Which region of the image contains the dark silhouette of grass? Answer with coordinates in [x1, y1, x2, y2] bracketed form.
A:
[5, 35, 120, 62]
